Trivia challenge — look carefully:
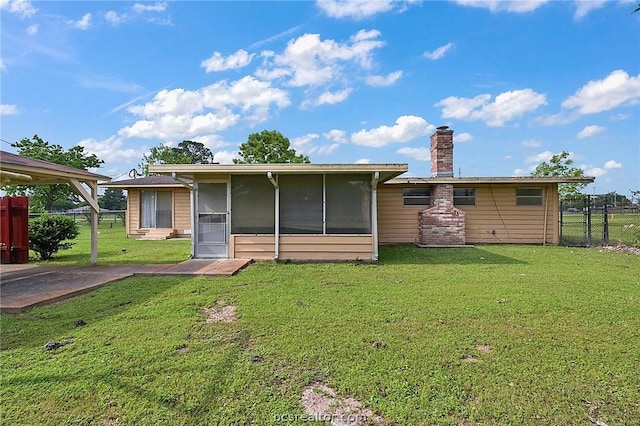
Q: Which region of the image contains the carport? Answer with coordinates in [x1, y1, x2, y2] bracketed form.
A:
[0, 150, 111, 264]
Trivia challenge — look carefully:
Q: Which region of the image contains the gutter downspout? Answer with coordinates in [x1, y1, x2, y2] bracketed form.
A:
[372, 171, 380, 261]
[173, 173, 196, 258]
[267, 172, 279, 260]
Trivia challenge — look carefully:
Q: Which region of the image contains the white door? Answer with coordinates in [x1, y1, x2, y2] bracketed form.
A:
[195, 182, 228, 258]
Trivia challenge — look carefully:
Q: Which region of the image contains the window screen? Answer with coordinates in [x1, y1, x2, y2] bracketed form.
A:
[326, 174, 371, 234]
[454, 188, 476, 206]
[231, 175, 274, 234]
[516, 188, 543, 206]
[403, 187, 430, 206]
[279, 175, 323, 234]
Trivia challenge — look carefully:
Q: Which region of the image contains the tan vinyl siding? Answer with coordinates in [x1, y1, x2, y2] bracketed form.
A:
[231, 235, 374, 260]
[231, 235, 275, 260]
[458, 184, 559, 244]
[377, 184, 423, 244]
[377, 183, 560, 245]
[173, 188, 191, 236]
[127, 189, 141, 237]
[279, 235, 373, 260]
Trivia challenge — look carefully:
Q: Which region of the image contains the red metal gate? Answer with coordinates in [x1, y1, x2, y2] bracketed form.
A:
[0, 196, 29, 263]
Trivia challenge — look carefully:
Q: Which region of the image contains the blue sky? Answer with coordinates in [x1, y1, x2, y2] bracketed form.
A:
[1, 0, 639, 197]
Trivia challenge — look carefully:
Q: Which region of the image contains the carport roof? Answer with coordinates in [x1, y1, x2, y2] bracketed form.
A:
[1, 150, 111, 185]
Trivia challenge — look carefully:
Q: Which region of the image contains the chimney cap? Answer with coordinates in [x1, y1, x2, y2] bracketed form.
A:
[436, 125, 449, 131]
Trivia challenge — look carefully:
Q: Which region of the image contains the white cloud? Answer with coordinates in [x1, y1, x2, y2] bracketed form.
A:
[355, 158, 371, 164]
[423, 42, 454, 60]
[521, 139, 542, 148]
[323, 129, 348, 143]
[436, 89, 547, 126]
[257, 30, 385, 88]
[316, 0, 414, 19]
[604, 160, 622, 169]
[78, 74, 143, 93]
[201, 49, 254, 73]
[610, 113, 631, 121]
[351, 115, 434, 147]
[79, 136, 141, 164]
[513, 165, 537, 176]
[0, 59, 5, 71]
[364, 70, 402, 87]
[574, 0, 606, 19]
[70, 13, 92, 30]
[119, 77, 290, 141]
[133, 2, 167, 13]
[189, 134, 230, 151]
[105, 10, 126, 26]
[0, 104, 19, 115]
[26, 24, 38, 35]
[584, 166, 606, 177]
[302, 88, 352, 108]
[455, 132, 473, 142]
[576, 125, 605, 139]
[452, 0, 548, 13]
[525, 150, 554, 163]
[318, 143, 340, 155]
[0, 0, 37, 18]
[291, 133, 320, 154]
[211, 150, 237, 164]
[397, 146, 430, 161]
[562, 70, 640, 115]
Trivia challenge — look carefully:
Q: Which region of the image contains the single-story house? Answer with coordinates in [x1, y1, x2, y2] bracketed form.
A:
[100, 175, 191, 240]
[102, 127, 594, 260]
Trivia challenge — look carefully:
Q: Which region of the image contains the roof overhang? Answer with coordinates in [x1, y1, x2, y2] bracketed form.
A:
[100, 176, 192, 189]
[386, 176, 595, 185]
[1, 150, 111, 185]
[149, 163, 409, 183]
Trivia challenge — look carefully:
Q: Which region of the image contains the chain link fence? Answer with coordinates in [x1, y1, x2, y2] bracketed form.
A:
[560, 195, 639, 247]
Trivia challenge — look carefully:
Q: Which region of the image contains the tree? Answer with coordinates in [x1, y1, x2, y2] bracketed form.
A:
[29, 214, 79, 260]
[234, 130, 310, 164]
[139, 140, 215, 175]
[99, 188, 127, 210]
[5, 135, 104, 211]
[530, 151, 587, 200]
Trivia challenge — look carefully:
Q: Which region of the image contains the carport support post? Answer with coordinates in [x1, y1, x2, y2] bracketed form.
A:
[90, 181, 98, 265]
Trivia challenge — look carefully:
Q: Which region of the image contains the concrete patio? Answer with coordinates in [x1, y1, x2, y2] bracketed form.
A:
[0, 259, 251, 313]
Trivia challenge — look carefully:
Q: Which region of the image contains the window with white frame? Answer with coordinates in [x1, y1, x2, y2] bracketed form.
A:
[453, 188, 476, 206]
[516, 188, 543, 206]
[402, 187, 430, 206]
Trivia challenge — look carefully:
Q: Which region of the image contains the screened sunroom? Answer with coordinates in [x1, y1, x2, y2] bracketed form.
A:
[148, 163, 407, 261]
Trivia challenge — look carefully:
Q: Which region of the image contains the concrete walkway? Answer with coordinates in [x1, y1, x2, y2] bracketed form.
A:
[0, 259, 251, 313]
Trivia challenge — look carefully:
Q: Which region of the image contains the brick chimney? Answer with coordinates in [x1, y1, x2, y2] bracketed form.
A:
[418, 126, 466, 247]
[431, 126, 454, 177]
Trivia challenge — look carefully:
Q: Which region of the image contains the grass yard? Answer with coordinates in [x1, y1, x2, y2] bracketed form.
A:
[2, 245, 639, 425]
[561, 211, 640, 246]
[30, 222, 192, 265]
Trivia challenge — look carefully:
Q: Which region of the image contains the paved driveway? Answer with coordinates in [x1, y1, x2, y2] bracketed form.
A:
[0, 259, 250, 313]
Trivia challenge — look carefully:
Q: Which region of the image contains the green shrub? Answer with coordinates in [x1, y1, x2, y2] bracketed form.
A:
[29, 215, 79, 260]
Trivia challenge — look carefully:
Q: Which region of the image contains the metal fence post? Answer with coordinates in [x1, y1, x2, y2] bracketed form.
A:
[603, 199, 609, 245]
[586, 196, 592, 247]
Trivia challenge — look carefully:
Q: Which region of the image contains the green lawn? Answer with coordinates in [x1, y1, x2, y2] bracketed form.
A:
[2, 245, 639, 425]
[30, 222, 192, 265]
[561, 211, 640, 246]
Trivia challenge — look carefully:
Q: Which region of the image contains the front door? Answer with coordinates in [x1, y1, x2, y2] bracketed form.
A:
[195, 182, 228, 258]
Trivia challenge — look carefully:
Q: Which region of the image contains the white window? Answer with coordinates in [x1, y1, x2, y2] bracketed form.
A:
[402, 187, 430, 206]
[516, 188, 543, 206]
[454, 188, 476, 206]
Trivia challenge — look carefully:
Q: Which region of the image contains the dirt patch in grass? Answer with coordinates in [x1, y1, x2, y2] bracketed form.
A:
[301, 383, 384, 425]
[476, 345, 493, 354]
[203, 301, 237, 323]
[462, 355, 478, 363]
